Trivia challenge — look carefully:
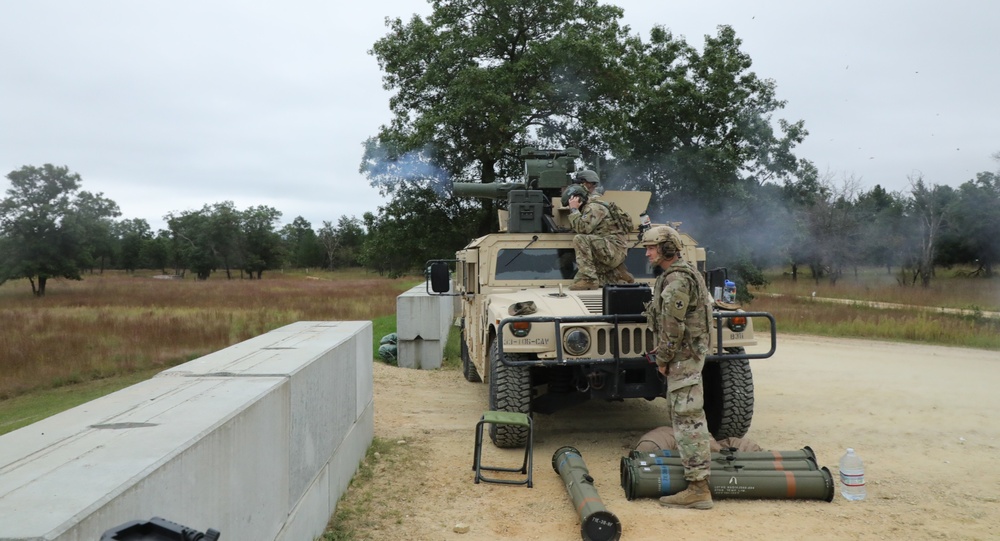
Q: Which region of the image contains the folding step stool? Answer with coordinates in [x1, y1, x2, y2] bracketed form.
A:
[472, 411, 533, 488]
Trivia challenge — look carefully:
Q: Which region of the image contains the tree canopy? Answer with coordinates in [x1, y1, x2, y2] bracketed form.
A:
[0, 165, 119, 295]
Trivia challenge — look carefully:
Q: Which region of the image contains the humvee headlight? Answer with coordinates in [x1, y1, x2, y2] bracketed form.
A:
[563, 328, 590, 356]
[511, 321, 531, 338]
[727, 316, 747, 333]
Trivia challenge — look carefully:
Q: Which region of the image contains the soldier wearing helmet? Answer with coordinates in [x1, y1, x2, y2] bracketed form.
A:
[574, 169, 602, 199]
[640, 224, 715, 510]
[563, 182, 634, 290]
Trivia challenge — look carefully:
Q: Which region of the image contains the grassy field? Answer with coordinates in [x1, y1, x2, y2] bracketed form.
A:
[748, 267, 1000, 350]
[1, 266, 997, 436]
[0, 269, 422, 434]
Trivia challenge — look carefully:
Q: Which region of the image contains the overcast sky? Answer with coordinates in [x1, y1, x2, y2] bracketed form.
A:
[2, 1, 998, 231]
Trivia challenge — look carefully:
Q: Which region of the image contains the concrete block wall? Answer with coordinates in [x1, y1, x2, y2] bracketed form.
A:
[0, 321, 373, 541]
[395, 284, 454, 370]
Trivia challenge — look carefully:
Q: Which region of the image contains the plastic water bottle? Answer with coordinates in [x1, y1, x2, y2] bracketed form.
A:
[839, 448, 867, 501]
[723, 280, 736, 303]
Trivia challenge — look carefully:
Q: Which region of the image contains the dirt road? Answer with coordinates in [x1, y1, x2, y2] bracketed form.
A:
[364, 335, 1000, 540]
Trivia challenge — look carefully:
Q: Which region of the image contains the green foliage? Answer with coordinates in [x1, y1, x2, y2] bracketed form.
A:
[0, 164, 120, 295]
[360, 185, 478, 277]
[363, 0, 634, 192]
[616, 25, 806, 210]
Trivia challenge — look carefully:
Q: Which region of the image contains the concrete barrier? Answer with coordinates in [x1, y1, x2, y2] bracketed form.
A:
[396, 284, 454, 370]
[0, 321, 373, 541]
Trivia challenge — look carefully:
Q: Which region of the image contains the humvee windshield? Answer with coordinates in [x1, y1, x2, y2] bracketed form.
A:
[495, 248, 655, 280]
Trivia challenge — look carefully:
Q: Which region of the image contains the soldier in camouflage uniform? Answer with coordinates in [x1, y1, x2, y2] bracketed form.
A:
[574, 169, 602, 199]
[640, 225, 714, 510]
[563, 183, 634, 290]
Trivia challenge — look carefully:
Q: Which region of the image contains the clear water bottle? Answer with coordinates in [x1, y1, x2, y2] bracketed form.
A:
[723, 280, 736, 303]
[839, 448, 866, 501]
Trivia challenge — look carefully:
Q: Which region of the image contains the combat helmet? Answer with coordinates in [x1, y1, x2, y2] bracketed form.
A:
[639, 225, 683, 255]
[575, 169, 600, 185]
[561, 183, 589, 207]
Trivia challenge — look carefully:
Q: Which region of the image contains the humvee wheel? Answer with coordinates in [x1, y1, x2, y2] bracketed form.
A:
[488, 338, 531, 448]
[461, 326, 481, 383]
[702, 348, 754, 439]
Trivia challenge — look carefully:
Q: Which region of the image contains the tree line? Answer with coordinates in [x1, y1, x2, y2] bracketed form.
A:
[4, 0, 999, 294]
[0, 164, 369, 295]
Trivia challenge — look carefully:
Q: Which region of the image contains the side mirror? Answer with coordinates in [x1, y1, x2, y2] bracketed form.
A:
[428, 261, 451, 293]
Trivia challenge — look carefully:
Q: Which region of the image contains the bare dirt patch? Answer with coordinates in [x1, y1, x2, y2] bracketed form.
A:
[355, 335, 1000, 540]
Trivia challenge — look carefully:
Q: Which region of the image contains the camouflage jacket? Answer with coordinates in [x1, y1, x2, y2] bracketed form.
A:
[645, 259, 713, 370]
[568, 201, 627, 241]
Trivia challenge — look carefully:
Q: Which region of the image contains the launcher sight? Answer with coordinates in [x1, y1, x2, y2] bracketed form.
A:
[451, 147, 580, 233]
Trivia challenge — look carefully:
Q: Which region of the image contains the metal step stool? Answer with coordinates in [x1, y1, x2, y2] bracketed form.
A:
[472, 411, 533, 488]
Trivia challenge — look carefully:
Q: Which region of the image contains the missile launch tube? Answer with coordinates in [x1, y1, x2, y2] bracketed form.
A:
[631, 456, 819, 471]
[629, 446, 817, 463]
[619, 456, 818, 490]
[552, 446, 622, 541]
[622, 462, 834, 502]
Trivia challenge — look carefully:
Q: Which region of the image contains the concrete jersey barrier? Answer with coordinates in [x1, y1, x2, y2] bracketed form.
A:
[0, 320, 373, 541]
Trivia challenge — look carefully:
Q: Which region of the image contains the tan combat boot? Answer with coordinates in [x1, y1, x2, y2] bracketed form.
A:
[659, 479, 713, 510]
[612, 263, 635, 284]
[569, 278, 599, 291]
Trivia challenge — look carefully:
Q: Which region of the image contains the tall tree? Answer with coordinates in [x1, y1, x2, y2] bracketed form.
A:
[907, 176, 957, 287]
[362, 0, 635, 196]
[70, 190, 122, 273]
[240, 205, 283, 279]
[0, 165, 117, 295]
[614, 25, 807, 214]
[115, 218, 152, 273]
[280, 216, 325, 269]
[949, 170, 1000, 277]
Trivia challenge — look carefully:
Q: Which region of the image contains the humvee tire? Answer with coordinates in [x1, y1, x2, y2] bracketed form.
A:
[461, 326, 481, 383]
[488, 338, 531, 448]
[703, 348, 754, 439]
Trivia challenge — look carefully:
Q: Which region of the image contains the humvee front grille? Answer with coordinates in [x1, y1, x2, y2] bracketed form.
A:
[595, 326, 655, 356]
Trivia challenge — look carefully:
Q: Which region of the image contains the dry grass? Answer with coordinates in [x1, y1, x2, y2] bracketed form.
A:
[0, 270, 418, 400]
[749, 267, 1000, 350]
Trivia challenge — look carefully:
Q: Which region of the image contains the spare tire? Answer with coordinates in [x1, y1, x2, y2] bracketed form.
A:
[702, 348, 754, 439]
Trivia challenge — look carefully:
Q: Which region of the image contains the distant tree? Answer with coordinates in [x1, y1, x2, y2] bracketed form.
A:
[906, 176, 957, 287]
[209, 201, 243, 279]
[166, 207, 217, 280]
[143, 229, 172, 274]
[280, 216, 325, 269]
[855, 185, 907, 273]
[240, 205, 283, 279]
[115, 218, 152, 273]
[0, 164, 118, 296]
[332, 216, 366, 268]
[945, 171, 999, 277]
[71, 190, 122, 273]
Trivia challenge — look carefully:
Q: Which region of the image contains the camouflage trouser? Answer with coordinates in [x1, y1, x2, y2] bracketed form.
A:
[663, 346, 712, 481]
[573, 234, 627, 284]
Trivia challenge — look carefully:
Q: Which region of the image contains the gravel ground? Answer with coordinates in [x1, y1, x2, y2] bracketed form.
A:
[357, 334, 1000, 541]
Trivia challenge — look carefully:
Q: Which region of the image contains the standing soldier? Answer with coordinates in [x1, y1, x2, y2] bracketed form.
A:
[640, 225, 714, 510]
[563, 184, 634, 290]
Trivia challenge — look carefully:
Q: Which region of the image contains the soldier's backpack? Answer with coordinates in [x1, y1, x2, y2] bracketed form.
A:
[595, 200, 634, 233]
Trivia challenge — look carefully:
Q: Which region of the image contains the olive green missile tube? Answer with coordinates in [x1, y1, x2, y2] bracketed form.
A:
[552, 446, 622, 541]
[619, 455, 819, 487]
[621, 461, 834, 502]
[629, 446, 818, 462]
